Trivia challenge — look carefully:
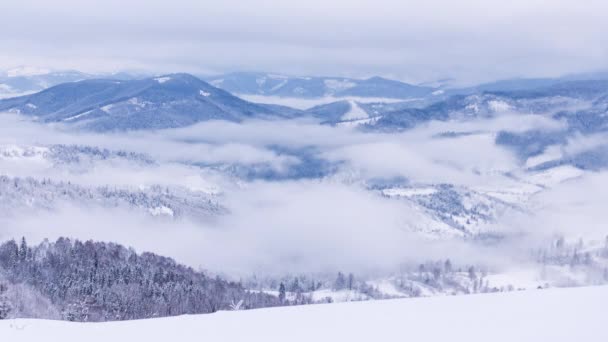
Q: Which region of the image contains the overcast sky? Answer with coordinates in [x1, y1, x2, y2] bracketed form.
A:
[1, 0, 607, 83]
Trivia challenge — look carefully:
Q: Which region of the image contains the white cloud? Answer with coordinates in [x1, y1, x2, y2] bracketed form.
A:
[493, 171, 608, 243]
[0, 180, 504, 275]
[563, 133, 608, 156]
[0, 111, 604, 276]
[1, 0, 607, 83]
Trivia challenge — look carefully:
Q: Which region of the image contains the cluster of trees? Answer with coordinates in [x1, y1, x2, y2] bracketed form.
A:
[410, 184, 504, 233]
[534, 236, 608, 269]
[333, 272, 355, 291]
[5, 234, 604, 322]
[0, 238, 280, 321]
[47, 144, 154, 166]
[391, 260, 497, 296]
[273, 271, 380, 304]
[0, 176, 223, 219]
[245, 263, 502, 305]
[247, 271, 386, 304]
[535, 236, 608, 285]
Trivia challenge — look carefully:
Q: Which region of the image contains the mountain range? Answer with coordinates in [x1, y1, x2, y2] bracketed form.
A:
[2, 73, 608, 173]
[0, 73, 301, 130]
[205, 72, 438, 99]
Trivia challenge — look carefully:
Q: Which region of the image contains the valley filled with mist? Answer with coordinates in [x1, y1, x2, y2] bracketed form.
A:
[1, 68, 607, 321]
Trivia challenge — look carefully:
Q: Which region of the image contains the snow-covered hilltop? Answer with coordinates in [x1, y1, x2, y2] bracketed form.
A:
[1, 285, 607, 342]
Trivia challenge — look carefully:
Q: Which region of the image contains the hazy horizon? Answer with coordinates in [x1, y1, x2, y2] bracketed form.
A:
[3, 64, 608, 89]
[1, 0, 608, 84]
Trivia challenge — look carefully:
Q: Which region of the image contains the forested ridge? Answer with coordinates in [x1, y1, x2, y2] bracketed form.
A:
[0, 238, 280, 321]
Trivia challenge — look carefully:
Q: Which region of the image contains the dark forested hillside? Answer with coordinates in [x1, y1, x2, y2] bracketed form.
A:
[0, 238, 280, 321]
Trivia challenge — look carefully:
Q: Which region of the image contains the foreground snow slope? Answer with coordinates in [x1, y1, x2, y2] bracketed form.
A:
[2, 286, 607, 342]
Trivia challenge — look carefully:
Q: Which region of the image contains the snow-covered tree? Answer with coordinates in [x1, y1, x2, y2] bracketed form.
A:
[0, 283, 11, 319]
[347, 273, 355, 291]
[334, 272, 346, 290]
[278, 283, 286, 304]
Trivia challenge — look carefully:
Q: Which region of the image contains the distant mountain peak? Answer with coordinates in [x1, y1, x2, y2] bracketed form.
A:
[0, 73, 301, 131]
[4, 66, 52, 78]
[364, 76, 391, 82]
[205, 72, 436, 99]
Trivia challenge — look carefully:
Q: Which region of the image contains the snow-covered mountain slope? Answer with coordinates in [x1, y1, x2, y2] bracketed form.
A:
[0, 144, 153, 168]
[356, 81, 608, 171]
[303, 99, 436, 126]
[0, 138, 593, 241]
[367, 80, 608, 131]
[305, 100, 381, 124]
[0, 176, 224, 219]
[0, 143, 225, 194]
[2, 286, 606, 342]
[0, 73, 302, 131]
[206, 72, 437, 99]
[364, 162, 590, 238]
[0, 144, 227, 220]
[381, 184, 519, 235]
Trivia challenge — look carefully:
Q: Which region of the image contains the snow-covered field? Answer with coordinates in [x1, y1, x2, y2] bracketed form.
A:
[1, 286, 606, 342]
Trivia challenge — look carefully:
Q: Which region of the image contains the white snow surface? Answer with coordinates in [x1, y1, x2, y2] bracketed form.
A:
[63, 110, 93, 122]
[100, 104, 114, 113]
[323, 79, 356, 93]
[209, 78, 224, 87]
[525, 145, 563, 168]
[0, 145, 51, 170]
[127, 97, 147, 108]
[149, 206, 175, 217]
[270, 79, 288, 92]
[340, 100, 369, 121]
[488, 100, 512, 113]
[0, 145, 49, 160]
[474, 165, 584, 204]
[309, 289, 371, 302]
[335, 116, 380, 128]
[382, 187, 438, 197]
[1, 286, 606, 342]
[154, 77, 171, 84]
